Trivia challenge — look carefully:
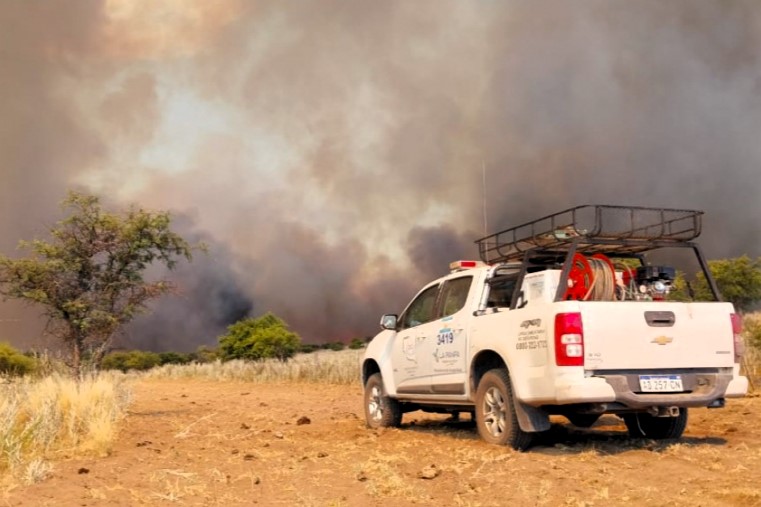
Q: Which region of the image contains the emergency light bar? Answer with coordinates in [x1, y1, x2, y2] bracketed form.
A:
[449, 260, 485, 272]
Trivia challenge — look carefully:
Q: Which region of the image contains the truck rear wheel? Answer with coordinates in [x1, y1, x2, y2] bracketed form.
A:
[364, 373, 402, 429]
[475, 369, 533, 450]
[623, 408, 688, 440]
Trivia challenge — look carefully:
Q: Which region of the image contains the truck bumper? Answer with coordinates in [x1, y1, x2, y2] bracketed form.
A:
[534, 370, 746, 408]
[552, 375, 617, 404]
[725, 375, 749, 398]
[600, 373, 734, 408]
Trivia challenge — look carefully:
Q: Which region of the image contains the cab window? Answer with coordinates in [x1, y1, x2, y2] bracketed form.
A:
[487, 275, 518, 308]
[438, 276, 473, 318]
[400, 284, 440, 329]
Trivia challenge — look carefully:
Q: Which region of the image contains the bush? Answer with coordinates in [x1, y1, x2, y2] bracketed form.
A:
[218, 313, 301, 361]
[348, 338, 366, 350]
[0, 342, 36, 376]
[101, 350, 161, 372]
[321, 341, 345, 351]
[188, 345, 217, 364]
[299, 343, 318, 354]
[158, 351, 191, 365]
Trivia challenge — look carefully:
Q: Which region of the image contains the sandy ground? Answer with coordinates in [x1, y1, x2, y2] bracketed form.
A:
[2, 379, 760, 507]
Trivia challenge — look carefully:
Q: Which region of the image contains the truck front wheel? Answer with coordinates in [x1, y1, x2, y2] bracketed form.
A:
[364, 373, 402, 429]
[623, 408, 688, 440]
[475, 369, 534, 450]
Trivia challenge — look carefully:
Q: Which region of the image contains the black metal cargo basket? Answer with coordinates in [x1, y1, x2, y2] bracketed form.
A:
[476, 205, 703, 263]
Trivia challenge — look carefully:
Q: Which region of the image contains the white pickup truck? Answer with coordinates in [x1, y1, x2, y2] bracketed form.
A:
[361, 205, 748, 450]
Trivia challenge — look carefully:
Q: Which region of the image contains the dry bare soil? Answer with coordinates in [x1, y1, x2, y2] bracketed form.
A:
[3, 379, 760, 507]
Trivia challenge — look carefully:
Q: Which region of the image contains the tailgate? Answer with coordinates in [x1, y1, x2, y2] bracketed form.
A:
[581, 302, 736, 370]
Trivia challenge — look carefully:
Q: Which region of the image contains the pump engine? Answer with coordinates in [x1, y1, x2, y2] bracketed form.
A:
[632, 265, 676, 300]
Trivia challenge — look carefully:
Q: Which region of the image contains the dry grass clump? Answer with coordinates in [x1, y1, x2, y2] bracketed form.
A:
[0, 372, 131, 484]
[142, 349, 362, 385]
[355, 452, 423, 500]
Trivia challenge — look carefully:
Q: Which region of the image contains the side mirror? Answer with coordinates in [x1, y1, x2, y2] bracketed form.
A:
[380, 314, 398, 330]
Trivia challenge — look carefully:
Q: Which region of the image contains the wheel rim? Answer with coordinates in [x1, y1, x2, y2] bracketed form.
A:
[482, 386, 507, 437]
[368, 384, 383, 422]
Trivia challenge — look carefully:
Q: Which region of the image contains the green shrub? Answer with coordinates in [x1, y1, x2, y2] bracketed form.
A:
[188, 345, 217, 364]
[101, 350, 160, 372]
[321, 341, 345, 351]
[101, 351, 129, 372]
[299, 343, 318, 354]
[0, 342, 36, 376]
[218, 313, 301, 361]
[348, 338, 366, 350]
[158, 351, 191, 365]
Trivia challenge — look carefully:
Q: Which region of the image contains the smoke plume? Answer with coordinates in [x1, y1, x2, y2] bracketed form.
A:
[1, 1, 760, 349]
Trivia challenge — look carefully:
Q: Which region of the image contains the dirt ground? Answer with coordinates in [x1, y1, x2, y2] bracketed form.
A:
[2, 379, 760, 507]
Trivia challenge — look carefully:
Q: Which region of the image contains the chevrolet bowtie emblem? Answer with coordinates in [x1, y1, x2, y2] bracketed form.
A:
[651, 335, 674, 345]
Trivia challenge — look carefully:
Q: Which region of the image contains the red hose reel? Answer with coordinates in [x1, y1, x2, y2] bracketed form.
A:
[563, 253, 615, 301]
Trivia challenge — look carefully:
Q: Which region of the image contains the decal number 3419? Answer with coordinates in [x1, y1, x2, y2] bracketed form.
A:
[437, 331, 454, 345]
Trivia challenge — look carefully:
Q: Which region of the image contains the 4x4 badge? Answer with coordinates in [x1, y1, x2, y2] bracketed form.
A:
[651, 335, 674, 345]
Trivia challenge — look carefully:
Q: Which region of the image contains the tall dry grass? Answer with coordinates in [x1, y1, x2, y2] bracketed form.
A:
[0, 373, 131, 484]
[742, 347, 760, 391]
[742, 312, 761, 391]
[142, 349, 362, 385]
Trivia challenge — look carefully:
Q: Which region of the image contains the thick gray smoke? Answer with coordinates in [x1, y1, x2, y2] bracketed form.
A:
[122, 219, 253, 352]
[1, 1, 760, 349]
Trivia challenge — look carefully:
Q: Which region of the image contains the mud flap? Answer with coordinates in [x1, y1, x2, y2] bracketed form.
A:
[514, 399, 551, 432]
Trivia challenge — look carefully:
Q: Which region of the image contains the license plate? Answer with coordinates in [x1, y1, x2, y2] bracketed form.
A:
[639, 375, 683, 392]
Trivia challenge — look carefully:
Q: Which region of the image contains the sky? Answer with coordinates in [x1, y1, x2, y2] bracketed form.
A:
[1, 1, 760, 350]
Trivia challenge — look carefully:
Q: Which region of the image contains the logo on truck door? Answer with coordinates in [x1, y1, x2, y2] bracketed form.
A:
[520, 318, 542, 329]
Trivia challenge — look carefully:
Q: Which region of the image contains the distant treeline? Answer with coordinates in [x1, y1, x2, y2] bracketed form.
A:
[0, 339, 369, 376]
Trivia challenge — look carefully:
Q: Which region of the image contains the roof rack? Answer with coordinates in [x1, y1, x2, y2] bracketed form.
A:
[476, 205, 703, 263]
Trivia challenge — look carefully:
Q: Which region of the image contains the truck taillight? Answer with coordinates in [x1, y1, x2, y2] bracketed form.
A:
[555, 312, 584, 367]
[730, 313, 744, 363]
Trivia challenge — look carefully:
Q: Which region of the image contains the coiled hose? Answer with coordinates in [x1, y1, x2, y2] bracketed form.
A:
[583, 258, 617, 301]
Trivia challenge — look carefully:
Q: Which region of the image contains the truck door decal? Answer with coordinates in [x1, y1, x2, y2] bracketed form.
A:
[516, 322, 548, 351]
[402, 335, 416, 362]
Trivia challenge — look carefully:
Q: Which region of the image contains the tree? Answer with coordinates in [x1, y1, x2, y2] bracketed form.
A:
[670, 256, 761, 312]
[218, 313, 300, 361]
[0, 191, 193, 377]
[703, 256, 761, 312]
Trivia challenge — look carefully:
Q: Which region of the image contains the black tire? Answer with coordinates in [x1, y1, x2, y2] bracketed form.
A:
[566, 413, 601, 428]
[474, 368, 534, 451]
[623, 408, 688, 440]
[364, 373, 402, 429]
